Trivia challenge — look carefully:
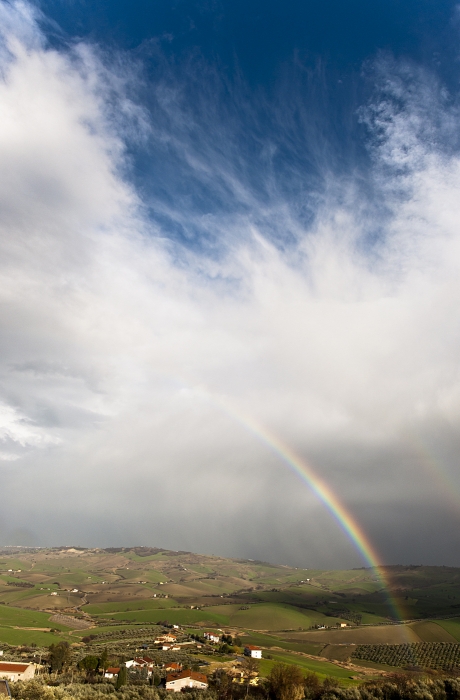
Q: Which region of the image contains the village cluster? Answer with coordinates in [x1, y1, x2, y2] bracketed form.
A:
[0, 629, 263, 694]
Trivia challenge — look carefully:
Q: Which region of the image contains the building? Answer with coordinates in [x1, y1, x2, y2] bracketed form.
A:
[126, 658, 154, 676]
[0, 662, 35, 682]
[228, 669, 259, 686]
[203, 632, 220, 644]
[244, 646, 262, 659]
[104, 667, 120, 679]
[166, 670, 208, 692]
[155, 634, 177, 644]
[164, 662, 182, 673]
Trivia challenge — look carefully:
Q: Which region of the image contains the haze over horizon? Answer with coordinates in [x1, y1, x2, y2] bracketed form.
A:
[1, 0, 460, 568]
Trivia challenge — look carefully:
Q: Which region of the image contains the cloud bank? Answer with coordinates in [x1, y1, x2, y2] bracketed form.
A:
[1, 1, 460, 566]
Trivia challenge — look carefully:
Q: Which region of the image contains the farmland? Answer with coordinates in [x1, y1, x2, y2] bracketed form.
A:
[3, 547, 460, 678]
[352, 642, 460, 669]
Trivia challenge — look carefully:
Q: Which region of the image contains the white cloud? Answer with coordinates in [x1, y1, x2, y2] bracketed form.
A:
[1, 3, 460, 563]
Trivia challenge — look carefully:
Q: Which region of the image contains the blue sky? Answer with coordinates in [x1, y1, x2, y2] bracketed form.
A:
[37, 0, 460, 255]
[1, 0, 460, 566]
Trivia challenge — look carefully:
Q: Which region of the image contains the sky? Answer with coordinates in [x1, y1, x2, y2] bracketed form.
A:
[1, 0, 460, 568]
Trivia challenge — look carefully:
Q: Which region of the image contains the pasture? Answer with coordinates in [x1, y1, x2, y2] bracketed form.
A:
[258, 649, 361, 684]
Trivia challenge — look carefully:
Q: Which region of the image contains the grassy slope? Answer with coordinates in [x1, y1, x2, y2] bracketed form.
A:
[86, 599, 178, 614]
[230, 603, 325, 630]
[259, 650, 358, 684]
[430, 618, 460, 642]
[409, 621, 457, 642]
[104, 608, 229, 625]
[0, 626, 68, 645]
[0, 605, 68, 629]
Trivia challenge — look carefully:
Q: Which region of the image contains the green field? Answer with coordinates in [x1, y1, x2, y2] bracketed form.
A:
[429, 618, 460, 642]
[0, 625, 68, 645]
[0, 605, 67, 629]
[86, 598, 179, 614]
[103, 607, 228, 625]
[229, 603, 329, 630]
[259, 649, 360, 684]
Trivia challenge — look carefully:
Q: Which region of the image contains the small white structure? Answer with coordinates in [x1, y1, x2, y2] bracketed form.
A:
[166, 670, 208, 692]
[155, 633, 176, 644]
[244, 646, 262, 659]
[0, 662, 35, 682]
[204, 631, 220, 644]
[104, 667, 120, 679]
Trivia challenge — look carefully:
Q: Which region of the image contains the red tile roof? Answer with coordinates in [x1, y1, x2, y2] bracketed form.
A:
[245, 645, 261, 650]
[166, 670, 208, 684]
[106, 667, 120, 674]
[0, 663, 30, 673]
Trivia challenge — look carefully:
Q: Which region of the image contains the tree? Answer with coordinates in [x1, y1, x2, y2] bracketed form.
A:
[242, 657, 260, 697]
[48, 642, 71, 673]
[304, 672, 321, 699]
[77, 655, 99, 675]
[322, 677, 340, 693]
[215, 669, 234, 700]
[77, 655, 101, 680]
[116, 665, 128, 689]
[99, 648, 109, 674]
[268, 663, 305, 700]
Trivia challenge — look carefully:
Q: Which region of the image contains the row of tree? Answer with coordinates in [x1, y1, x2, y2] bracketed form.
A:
[352, 644, 460, 670]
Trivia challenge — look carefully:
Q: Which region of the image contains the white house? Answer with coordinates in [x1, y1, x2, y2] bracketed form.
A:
[166, 670, 208, 692]
[104, 667, 120, 679]
[204, 632, 220, 644]
[244, 646, 262, 659]
[0, 662, 35, 682]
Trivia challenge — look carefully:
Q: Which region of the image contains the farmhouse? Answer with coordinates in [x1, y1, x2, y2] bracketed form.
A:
[166, 670, 208, 692]
[164, 662, 182, 672]
[0, 662, 35, 682]
[204, 632, 220, 643]
[104, 667, 120, 679]
[124, 658, 154, 675]
[244, 646, 262, 659]
[155, 634, 177, 644]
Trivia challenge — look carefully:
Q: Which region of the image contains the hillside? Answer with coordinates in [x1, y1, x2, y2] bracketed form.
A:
[2, 547, 460, 677]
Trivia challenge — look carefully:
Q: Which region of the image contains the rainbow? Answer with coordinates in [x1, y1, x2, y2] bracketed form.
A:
[191, 386, 408, 624]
